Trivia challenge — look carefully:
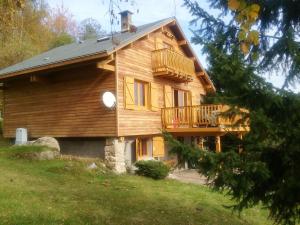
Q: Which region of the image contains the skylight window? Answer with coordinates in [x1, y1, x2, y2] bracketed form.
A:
[97, 36, 110, 42]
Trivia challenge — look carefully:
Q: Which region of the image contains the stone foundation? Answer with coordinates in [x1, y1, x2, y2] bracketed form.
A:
[104, 138, 126, 173]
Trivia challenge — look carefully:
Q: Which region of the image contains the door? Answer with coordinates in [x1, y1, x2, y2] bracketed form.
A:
[173, 89, 189, 125]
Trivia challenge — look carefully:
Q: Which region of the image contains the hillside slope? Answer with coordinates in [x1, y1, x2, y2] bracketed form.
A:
[0, 146, 271, 225]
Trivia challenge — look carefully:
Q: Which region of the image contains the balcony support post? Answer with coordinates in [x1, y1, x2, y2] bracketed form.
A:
[198, 137, 204, 150]
[238, 133, 243, 154]
[215, 136, 221, 153]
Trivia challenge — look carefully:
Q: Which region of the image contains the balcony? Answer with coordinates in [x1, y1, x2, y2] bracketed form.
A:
[161, 104, 250, 135]
[152, 48, 195, 82]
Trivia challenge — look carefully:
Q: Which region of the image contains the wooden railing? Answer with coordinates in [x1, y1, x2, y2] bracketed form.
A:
[161, 104, 249, 129]
[152, 48, 195, 82]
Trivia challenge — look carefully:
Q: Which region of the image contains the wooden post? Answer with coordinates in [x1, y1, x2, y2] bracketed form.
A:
[238, 133, 243, 154]
[198, 137, 204, 150]
[215, 136, 221, 153]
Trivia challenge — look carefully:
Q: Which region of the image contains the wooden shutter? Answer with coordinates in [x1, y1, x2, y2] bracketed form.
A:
[164, 85, 173, 108]
[155, 37, 164, 50]
[124, 76, 135, 109]
[153, 136, 165, 157]
[150, 82, 159, 111]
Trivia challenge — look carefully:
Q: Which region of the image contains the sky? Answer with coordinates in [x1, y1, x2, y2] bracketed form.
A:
[47, 0, 299, 92]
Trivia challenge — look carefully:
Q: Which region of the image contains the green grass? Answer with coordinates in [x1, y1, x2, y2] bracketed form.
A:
[0, 145, 272, 225]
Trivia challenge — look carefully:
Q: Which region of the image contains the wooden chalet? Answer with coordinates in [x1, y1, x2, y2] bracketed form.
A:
[0, 11, 249, 171]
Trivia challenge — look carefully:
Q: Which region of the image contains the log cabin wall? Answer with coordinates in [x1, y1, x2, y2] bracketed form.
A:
[3, 65, 116, 138]
[117, 27, 207, 137]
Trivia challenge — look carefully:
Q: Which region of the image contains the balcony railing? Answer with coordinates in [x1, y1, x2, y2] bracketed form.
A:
[152, 48, 195, 82]
[161, 104, 249, 129]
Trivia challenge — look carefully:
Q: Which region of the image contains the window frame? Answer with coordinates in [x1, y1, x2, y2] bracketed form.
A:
[172, 88, 189, 107]
[136, 138, 149, 159]
[134, 79, 149, 110]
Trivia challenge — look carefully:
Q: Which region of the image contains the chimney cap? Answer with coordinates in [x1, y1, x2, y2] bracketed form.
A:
[119, 10, 133, 15]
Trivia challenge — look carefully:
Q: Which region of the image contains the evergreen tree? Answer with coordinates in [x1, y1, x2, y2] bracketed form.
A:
[164, 1, 300, 224]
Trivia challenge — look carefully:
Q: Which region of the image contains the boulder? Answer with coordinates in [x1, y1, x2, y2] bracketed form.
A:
[35, 150, 60, 160]
[31, 137, 60, 152]
[87, 162, 98, 170]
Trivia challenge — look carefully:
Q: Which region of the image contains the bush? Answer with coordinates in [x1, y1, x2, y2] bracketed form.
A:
[135, 160, 170, 180]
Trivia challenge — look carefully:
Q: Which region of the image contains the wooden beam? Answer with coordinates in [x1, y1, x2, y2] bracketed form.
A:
[197, 72, 205, 77]
[30, 75, 48, 83]
[215, 136, 221, 153]
[0, 83, 5, 90]
[97, 55, 115, 71]
[142, 34, 150, 40]
[238, 133, 243, 154]
[198, 137, 204, 149]
[169, 21, 176, 26]
[163, 30, 175, 39]
[178, 40, 187, 46]
[97, 64, 115, 72]
[189, 57, 196, 61]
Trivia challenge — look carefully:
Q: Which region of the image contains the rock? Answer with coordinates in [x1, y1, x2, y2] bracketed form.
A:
[87, 162, 98, 170]
[35, 150, 60, 160]
[31, 137, 60, 152]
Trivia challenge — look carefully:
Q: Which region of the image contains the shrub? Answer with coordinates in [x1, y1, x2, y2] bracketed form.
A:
[135, 160, 170, 180]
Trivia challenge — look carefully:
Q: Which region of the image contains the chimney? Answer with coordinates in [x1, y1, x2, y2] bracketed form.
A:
[119, 10, 133, 32]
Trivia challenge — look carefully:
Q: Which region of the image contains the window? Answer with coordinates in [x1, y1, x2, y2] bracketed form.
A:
[134, 80, 148, 109]
[136, 138, 149, 159]
[173, 89, 188, 107]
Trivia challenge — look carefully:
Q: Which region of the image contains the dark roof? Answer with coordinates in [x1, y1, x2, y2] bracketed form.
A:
[0, 17, 174, 77]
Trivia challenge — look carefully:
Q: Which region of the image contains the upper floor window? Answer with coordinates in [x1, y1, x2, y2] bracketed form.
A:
[173, 89, 189, 107]
[124, 76, 158, 111]
[134, 80, 149, 108]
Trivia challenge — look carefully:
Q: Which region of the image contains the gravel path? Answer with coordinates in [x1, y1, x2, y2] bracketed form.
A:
[168, 169, 208, 185]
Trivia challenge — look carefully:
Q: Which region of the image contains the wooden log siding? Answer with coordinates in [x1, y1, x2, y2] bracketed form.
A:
[3, 65, 117, 138]
[3, 26, 207, 138]
[117, 28, 207, 136]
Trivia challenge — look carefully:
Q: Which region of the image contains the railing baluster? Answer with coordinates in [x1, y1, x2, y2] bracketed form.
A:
[152, 49, 195, 80]
[161, 104, 247, 129]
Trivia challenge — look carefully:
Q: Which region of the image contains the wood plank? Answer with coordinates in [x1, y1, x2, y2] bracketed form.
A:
[3, 64, 117, 138]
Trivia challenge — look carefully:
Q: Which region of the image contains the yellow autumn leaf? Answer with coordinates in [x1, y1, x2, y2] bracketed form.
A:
[249, 10, 259, 20]
[228, 0, 240, 10]
[238, 30, 247, 41]
[251, 4, 260, 13]
[248, 30, 260, 45]
[241, 42, 249, 54]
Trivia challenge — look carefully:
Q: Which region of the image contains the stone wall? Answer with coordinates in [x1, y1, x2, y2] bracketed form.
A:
[104, 138, 126, 173]
[58, 138, 105, 158]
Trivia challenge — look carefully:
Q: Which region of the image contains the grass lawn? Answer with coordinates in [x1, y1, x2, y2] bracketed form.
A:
[0, 145, 272, 225]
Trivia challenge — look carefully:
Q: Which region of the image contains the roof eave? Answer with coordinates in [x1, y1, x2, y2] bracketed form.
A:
[170, 18, 216, 93]
[0, 51, 109, 80]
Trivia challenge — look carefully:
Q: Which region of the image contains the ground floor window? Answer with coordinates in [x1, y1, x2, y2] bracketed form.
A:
[136, 138, 149, 159]
[135, 136, 165, 160]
